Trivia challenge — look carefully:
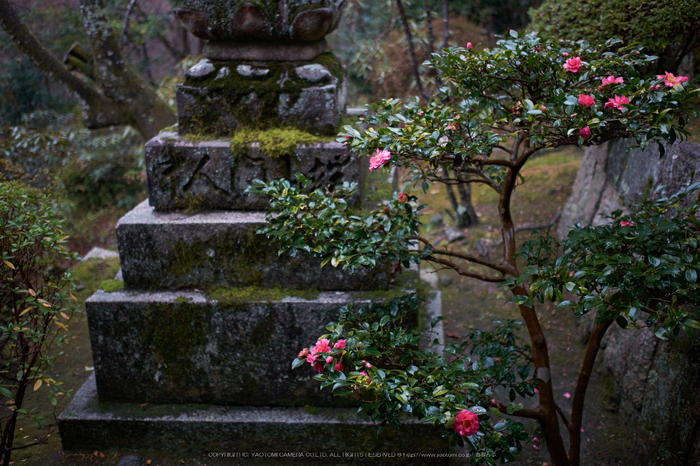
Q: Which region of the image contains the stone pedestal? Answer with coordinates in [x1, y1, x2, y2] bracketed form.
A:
[59, 0, 448, 459]
[60, 375, 447, 464]
[116, 201, 385, 291]
[145, 132, 360, 210]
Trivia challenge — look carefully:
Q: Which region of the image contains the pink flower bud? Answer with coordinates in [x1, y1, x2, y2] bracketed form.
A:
[579, 126, 591, 140]
[466, 42, 473, 49]
[326, 356, 333, 364]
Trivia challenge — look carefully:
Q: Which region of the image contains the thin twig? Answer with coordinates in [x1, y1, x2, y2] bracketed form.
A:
[119, 0, 138, 49]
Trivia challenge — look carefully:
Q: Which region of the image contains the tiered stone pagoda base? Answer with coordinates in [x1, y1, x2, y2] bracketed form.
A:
[81, 288, 384, 406]
[59, 375, 448, 465]
[116, 201, 384, 291]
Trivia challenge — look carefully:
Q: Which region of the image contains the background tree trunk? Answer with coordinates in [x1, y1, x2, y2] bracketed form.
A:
[0, 0, 176, 140]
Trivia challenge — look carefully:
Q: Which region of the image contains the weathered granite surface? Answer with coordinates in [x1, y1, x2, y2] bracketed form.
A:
[558, 139, 700, 238]
[595, 326, 700, 465]
[176, 55, 346, 136]
[145, 132, 360, 210]
[59, 374, 448, 463]
[86, 289, 375, 405]
[116, 201, 386, 291]
[204, 39, 328, 61]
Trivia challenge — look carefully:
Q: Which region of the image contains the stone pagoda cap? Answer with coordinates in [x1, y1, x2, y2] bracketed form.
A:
[175, 0, 346, 43]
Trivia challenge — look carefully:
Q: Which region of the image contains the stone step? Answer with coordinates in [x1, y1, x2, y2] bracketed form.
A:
[85, 288, 401, 406]
[145, 132, 362, 211]
[59, 374, 449, 464]
[116, 201, 387, 291]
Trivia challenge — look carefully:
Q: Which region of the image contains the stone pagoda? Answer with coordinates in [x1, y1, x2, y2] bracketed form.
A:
[59, 1, 446, 461]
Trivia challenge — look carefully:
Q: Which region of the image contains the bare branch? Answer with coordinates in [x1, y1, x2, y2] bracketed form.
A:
[395, 0, 430, 101]
[119, 0, 139, 49]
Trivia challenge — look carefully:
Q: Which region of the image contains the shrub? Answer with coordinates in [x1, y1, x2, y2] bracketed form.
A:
[529, 0, 700, 75]
[250, 32, 699, 465]
[0, 181, 78, 463]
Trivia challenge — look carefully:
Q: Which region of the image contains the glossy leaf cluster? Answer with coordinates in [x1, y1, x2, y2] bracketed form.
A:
[511, 184, 700, 339]
[294, 294, 536, 464]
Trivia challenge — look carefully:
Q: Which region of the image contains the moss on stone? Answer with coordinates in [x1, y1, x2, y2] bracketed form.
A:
[98, 279, 124, 293]
[206, 286, 320, 304]
[174, 296, 193, 304]
[159, 125, 178, 133]
[140, 301, 211, 391]
[181, 133, 219, 143]
[179, 53, 345, 137]
[229, 127, 328, 158]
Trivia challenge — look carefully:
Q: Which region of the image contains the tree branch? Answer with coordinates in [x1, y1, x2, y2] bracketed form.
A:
[0, 0, 126, 128]
[411, 236, 513, 275]
[568, 317, 613, 466]
[119, 0, 139, 49]
[425, 256, 506, 282]
[395, 0, 430, 101]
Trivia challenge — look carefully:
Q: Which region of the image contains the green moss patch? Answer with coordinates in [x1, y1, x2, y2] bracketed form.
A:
[207, 286, 320, 304]
[230, 127, 328, 158]
[98, 279, 124, 293]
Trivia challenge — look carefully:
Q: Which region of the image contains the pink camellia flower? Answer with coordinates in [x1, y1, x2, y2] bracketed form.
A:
[398, 192, 408, 203]
[579, 126, 591, 140]
[312, 339, 331, 354]
[620, 220, 635, 227]
[369, 149, 391, 171]
[578, 94, 595, 107]
[562, 52, 569, 57]
[563, 57, 582, 73]
[563, 392, 571, 399]
[604, 95, 630, 110]
[541, 106, 547, 111]
[466, 42, 473, 49]
[306, 353, 318, 364]
[657, 71, 689, 87]
[298, 348, 309, 358]
[325, 356, 333, 364]
[333, 339, 346, 350]
[453, 410, 479, 437]
[314, 361, 324, 374]
[600, 75, 624, 89]
[334, 361, 344, 372]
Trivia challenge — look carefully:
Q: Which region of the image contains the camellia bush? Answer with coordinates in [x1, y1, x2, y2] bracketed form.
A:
[248, 32, 699, 466]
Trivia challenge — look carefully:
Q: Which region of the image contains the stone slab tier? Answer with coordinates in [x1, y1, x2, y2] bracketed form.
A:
[145, 132, 361, 211]
[59, 375, 448, 464]
[86, 289, 403, 406]
[176, 54, 346, 137]
[116, 201, 386, 291]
